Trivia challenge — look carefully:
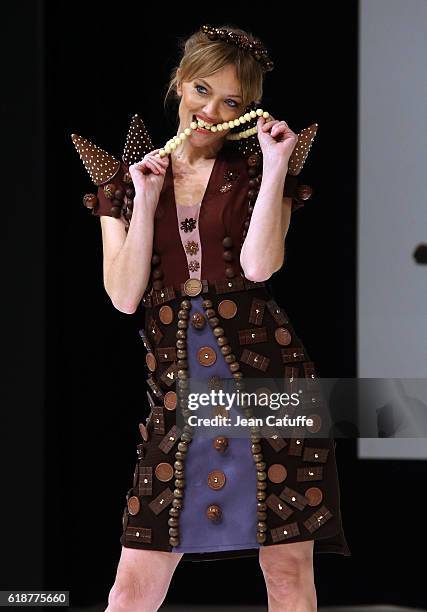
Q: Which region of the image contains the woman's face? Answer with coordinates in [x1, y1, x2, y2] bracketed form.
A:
[176, 63, 244, 149]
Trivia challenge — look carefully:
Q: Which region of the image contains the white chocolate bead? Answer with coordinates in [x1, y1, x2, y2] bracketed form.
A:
[256, 108, 263, 116]
[190, 122, 197, 130]
[217, 124, 223, 131]
[250, 110, 257, 118]
[262, 111, 269, 118]
[211, 125, 217, 132]
[228, 120, 235, 128]
[244, 113, 251, 121]
[222, 122, 229, 129]
[184, 128, 191, 136]
[233, 119, 240, 127]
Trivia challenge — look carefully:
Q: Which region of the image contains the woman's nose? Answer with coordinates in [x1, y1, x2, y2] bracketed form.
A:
[202, 102, 220, 121]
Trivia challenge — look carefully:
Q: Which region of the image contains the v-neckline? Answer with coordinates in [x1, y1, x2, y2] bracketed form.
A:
[169, 150, 222, 212]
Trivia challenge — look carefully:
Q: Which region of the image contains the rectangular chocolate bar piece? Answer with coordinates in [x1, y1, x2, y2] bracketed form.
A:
[260, 425, 288, 452]
[266, 493, 294, 521]
[148, 487, 174, 515]
[279, 486, 309, 511]
[152, 405, 165, 435]
[137, 466, 153, 496]
[155, 347, 177, 363]
[148, 317, 164, 346]
[138, 328, 154, 353]
[296, 466, 324, 482]
[151, 286, 176, 306]
[281, 347, 306, 363]
[240, 348, 270, 372]
[214, 277, 245, 293]
[125, 526, 152, 543]
[160, 362, 178, 387]
[249, 298, 266, 326]
[302, 447, 330, 463]
[147, 376, 164, 400]
[158, 425, 181, 454]
[270, 521, 300, 543]
[303, 505, 333, 533]
[238, 327, 268, 345]
[266, 299, 289, 326]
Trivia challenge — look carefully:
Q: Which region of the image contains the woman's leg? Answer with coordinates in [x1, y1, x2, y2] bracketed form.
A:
[105, 547, 184, 612]
[259, 540, 317, 612]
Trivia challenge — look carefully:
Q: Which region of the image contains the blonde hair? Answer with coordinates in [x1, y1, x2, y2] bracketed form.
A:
[164, 25, 265, 111]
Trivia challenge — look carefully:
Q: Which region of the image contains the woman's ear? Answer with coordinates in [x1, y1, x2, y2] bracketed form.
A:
[176, 68, 182, 97]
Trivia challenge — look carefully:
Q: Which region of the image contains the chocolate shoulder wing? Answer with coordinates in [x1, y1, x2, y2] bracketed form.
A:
[71, 114, 153, 220]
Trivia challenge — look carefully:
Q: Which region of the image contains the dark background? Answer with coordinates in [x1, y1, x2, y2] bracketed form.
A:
[2, 0, 426, 609]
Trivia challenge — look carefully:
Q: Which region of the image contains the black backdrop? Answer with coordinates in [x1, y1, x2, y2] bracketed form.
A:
[2, 0, 426, 609]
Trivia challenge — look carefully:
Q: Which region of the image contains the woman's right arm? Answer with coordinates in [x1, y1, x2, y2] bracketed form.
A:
[100, 198, 155, 314]
[100, 150, 169, 314]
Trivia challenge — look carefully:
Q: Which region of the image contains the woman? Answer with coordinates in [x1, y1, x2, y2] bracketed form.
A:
[73, 24, 350, 612]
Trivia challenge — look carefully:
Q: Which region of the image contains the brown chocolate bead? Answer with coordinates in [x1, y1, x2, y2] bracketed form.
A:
[152, 279, 163, 290]
[191, 311, 206, 329]
[111, 205, 122, 218]
[123, 172, 133, 185]
[297, 184, 313, 200]
[206, 504, 222, 521]
[247, 154, 260, 167]
[222, 236, 233, 248]
[268, 464, 287, 483]
[213, 436, 229, 452]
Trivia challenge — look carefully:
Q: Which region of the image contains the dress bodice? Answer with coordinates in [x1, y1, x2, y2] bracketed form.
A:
[151, 144, 250, 293]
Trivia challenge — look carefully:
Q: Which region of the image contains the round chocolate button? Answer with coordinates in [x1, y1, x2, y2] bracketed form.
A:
[139, 422, 149, 441]
[164, 391, 177, 411]
[218, 299, 237, 319]
[306, 414, 322, 433]
[159, 305, 174, 324]
[127, 495, 141, 516]
[305, 487, 323, 506]
[197, 346, 217, 367]
[155, 462, 174, 482]
[274, 327, 292, 346]
[183, 278, 202, 296]
[145, 352, 157, 372]
[267, 464, 287, 483]
[207, 470, 226, 490]
[206, 504, 222, 521]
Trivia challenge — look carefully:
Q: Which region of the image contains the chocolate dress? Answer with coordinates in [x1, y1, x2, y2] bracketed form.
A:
[72, 116, 351, 562]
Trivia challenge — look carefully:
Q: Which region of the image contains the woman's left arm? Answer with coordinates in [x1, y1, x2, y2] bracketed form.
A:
[240, 116, 298, 281]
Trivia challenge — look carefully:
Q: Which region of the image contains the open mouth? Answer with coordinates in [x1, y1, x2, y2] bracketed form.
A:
[193, 115, 213, 132]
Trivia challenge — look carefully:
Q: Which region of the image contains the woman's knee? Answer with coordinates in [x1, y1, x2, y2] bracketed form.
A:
[259, 541, 314, 594]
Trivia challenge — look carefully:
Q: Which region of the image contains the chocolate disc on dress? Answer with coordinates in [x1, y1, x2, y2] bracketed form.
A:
[183, 278, 202, 296]
[206, 504, 222, 521]
[218, 299, 237, 319]
[155, 462, 174, 482]
[164, 391, 177, 411]
[207, 470, 226, 490]
[274, 327, 292, 346]
[304, 486, 323, 506]
[159, 305, 174, 324]
[267, 464, 288, 483]
[197, 346, 217, 366]
[145, 352, 157, 372]
[127, 495, 141, 516]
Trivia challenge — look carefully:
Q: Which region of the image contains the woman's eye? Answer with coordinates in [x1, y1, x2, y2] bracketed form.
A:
[195, 84, 238, 109]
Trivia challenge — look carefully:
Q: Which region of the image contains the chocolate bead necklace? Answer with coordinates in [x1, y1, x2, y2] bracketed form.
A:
[156, 108, 270, 158]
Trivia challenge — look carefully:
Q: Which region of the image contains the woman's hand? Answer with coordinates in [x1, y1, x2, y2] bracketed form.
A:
[256, 115, 298, 168]
[128, 149, 169, 210]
